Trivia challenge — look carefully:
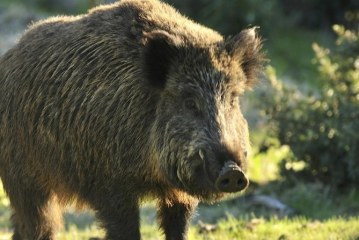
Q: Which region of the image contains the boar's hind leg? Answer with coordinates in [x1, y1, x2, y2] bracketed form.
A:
[4, 179, 62, 240]
[157, 200, 198, 240]
[90, 194, 140, 240]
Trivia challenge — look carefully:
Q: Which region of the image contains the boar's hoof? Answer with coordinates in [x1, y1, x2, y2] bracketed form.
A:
[215, 161, 249, 192]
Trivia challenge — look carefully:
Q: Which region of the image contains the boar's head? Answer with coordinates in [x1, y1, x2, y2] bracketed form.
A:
[143, 28, 264, 201]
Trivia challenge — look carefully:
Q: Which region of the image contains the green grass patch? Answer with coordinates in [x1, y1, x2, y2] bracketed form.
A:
[197, 216, 359, 240]
[2, 216, 357, 240]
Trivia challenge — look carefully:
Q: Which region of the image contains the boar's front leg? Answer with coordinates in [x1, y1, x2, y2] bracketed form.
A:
[91, 193, 140, 240]
[158, 199, 198, 240]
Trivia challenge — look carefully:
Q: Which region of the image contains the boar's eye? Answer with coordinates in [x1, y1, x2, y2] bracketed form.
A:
[184, 99, 200, 114]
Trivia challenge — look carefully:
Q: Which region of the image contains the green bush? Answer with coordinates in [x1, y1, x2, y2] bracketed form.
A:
[165, 0, 281, 36]
[260, 25, 359, 187]
[280, 0, 359, 30]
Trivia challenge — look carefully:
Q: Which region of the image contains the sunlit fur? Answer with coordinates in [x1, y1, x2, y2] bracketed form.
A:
[0, 0, 264, 239]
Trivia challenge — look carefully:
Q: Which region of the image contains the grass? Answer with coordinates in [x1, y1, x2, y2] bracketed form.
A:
[1, 219, 359, 240]
[2, 211, 358, 240]
[2, 207, 358, 240]
[140, 216, 359, 240]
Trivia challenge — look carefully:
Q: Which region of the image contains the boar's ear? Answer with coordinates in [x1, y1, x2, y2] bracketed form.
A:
[224, 27, 265, 87]
[142, 30, 181, 89]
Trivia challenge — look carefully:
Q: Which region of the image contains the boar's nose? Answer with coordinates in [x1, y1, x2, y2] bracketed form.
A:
[215, 161, 249, 192]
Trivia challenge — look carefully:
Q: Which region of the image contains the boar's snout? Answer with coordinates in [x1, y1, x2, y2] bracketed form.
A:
[215, 161, 249, 193]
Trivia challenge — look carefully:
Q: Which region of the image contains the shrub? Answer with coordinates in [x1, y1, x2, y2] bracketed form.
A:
[165, 0, 281, 36]
[260, 25, 359, 187]
[280, 0, 359, 30]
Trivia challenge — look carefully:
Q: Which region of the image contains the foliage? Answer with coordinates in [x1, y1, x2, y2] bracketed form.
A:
[165, 0, 282, 36]
[1, 0, 91, 13]
[260, 25, 359, 187]
[280, 0, 359, 30]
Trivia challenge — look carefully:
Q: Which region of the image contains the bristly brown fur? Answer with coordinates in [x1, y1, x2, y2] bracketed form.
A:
[224, 27, 265, 87]
[0, 0, 264, 239]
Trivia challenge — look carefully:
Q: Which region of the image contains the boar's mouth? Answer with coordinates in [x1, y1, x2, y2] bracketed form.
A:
[168, 148, 248, 200]
[171, 151, 220, 197]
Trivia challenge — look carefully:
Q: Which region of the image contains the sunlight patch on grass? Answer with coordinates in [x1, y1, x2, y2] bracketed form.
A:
[0, 231, 11, 240]
[141, 223, 162, 240]
[191, 217, 359, 240]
